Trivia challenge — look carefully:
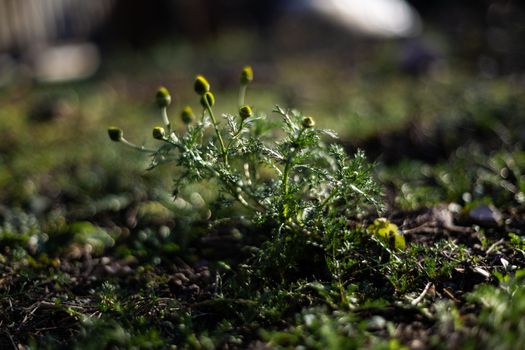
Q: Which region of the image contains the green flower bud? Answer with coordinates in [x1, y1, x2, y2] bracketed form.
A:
[194, 75, 210, 95]
[200, 91, 215, 108]
[156, 86, 171, 108]
[240, 66, 253, 85]
[108, 127, 123, 142]
[180, 106, 195, 124]
[152, 126, 166, 140]
[239, 105, 253, 120]
[302, 116, 315, 129]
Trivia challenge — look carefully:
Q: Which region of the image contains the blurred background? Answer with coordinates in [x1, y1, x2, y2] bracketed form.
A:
[1, 0, 524, 80]
[1, 0, 525, 214]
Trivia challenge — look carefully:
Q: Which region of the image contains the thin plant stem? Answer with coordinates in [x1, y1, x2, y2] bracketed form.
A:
[203, 99, 228, 166]
[281, 128, 305, 219]
[204, 163, 265, 211]
[238, 84, 247, 107]
[319, 190, 337, 211]
[120, 138, 156, 153]
[161, 107, 171, 131]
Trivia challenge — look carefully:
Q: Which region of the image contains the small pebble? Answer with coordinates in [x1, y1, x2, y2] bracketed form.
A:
[469, 204, 502, 226]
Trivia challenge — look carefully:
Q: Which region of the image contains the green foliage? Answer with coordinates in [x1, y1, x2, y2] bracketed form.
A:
[262, 306, 411, 350]
[508, 232, 525, 253]
[0, 208, 41, 251]
[109, 67, 382, 285]
[467, 270, 525, 350]
[262, 307, 364, 349]
[380, 146, 525, 210]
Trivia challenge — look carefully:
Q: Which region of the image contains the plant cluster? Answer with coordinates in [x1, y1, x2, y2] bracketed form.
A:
[108, 67, 382, 263]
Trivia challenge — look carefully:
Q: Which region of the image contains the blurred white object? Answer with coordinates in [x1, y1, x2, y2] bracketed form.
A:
[30, 43, 100, 83]
[309, 0, 422, 38]
[0, 0, 115, 52]
[0, 0, 113, 83]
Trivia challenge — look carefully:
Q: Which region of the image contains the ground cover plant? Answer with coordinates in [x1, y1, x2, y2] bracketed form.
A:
[2, 54, 525, 350]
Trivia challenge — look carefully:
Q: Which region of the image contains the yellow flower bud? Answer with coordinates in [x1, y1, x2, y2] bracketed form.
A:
[240, 66, 253, 85]
[194, 75, 210, 95]
[200, 91, 215, 108]
[367, 218, 406, 250]
[239, 105, 253, 120]
[156, 86, 171, 108]
[108, 127, 123, 142]
[302, 116, 315, 129]
[180, 106, 195, 124]
[152, 126, 166, 140]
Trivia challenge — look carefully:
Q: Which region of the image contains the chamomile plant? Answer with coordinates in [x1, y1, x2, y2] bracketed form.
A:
[108, 66, 382, 245]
